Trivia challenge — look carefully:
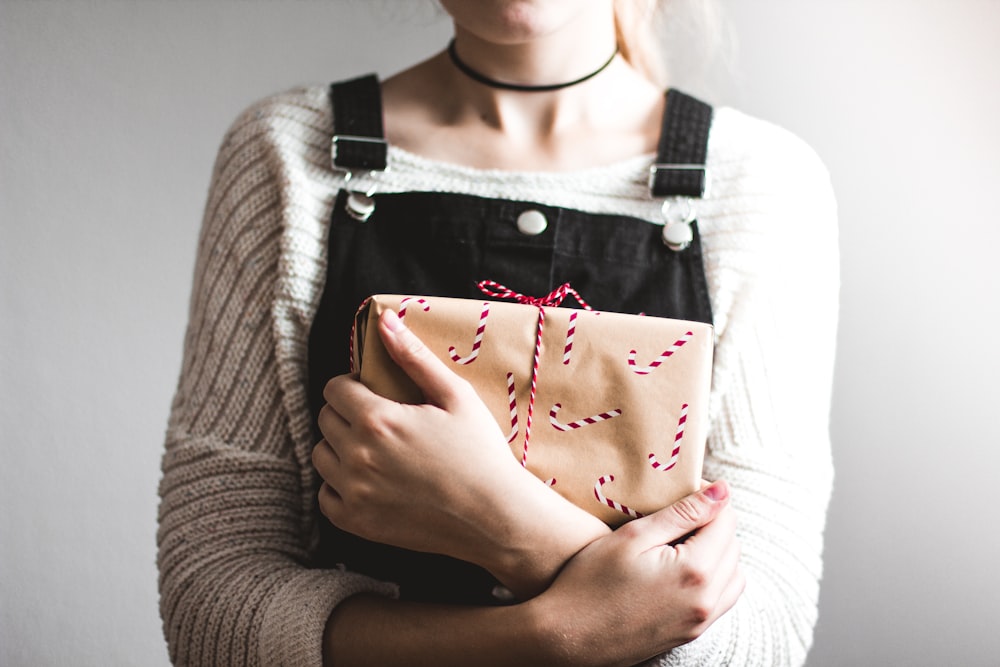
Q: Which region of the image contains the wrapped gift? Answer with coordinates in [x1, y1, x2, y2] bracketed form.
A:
[352, 283, 713, 527]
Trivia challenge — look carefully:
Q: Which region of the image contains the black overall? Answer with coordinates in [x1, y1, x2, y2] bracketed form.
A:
[307, 75, 714, 606]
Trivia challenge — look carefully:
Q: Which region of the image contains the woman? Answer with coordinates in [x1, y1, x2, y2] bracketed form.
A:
[157, 1, 838, 665]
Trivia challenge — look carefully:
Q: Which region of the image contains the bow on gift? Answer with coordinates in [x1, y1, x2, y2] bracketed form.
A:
[349, 281, 597, 468]
[474, 281, 594, 467]
[476, 280, 593, 311]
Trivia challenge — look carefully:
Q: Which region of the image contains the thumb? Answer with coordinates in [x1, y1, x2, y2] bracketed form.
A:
[378, 308, 466, 407]
[629, 480, 730, 550]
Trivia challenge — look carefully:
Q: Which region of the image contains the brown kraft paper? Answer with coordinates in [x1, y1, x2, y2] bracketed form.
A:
[353, 293, 714, 527]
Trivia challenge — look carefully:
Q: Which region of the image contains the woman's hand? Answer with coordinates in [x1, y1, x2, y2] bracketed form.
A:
[527, 480, 745, 667]
[313, 309, 609, 597]
[323, 480, 745, 667]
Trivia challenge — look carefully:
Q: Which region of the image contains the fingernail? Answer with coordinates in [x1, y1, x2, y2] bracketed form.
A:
[383, 309, 404, 332]
[703, 480, 729, 502]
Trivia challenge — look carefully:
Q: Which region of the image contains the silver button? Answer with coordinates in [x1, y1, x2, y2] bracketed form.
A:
[516, 209, 548, 235]
[346, 192, 375, 222]
[662, 221, 693, 251]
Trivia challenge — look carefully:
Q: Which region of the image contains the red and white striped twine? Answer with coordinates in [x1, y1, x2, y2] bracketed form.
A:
[520, 307, 544, 467]
[448, 302, 489, 365]
[549, 403, 622, 432]
[347, 296, 374, 373]
[594, 474, 643, 520]
[628, 330, 694, 375]
[649, 403, 688, 471]
[476, 281, 594, 312]
[474, 281, 594, 468]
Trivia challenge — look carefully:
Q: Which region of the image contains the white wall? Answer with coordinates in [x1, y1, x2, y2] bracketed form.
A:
[1, 1, 997, 665]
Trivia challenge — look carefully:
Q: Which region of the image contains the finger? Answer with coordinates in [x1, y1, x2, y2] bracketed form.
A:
[676, 502, 740, 581]
[311, 438, 341, 482]
[322, 373, 385, 424]
[377, 309, 467, 407]
[317, 481, 345, 524]
[317, 403, 350, 446]
[716, 561, 747, 615]
[626, 480, 730, 551]
[698, 553, 746, 629]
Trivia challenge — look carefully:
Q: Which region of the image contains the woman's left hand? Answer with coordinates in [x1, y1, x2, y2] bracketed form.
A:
[313, 309, 609, 597]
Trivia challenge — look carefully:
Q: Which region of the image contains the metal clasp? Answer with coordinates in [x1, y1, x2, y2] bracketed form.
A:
[659, 197, 696, 252]
[330, 134, 388, 222]
[331, 134, 389, 167]
[337, 170, 380, 222]
[648, 163, 711, 199]
[648, 164, 710, 252]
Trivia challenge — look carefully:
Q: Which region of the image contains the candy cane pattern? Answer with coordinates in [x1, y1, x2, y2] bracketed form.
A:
[562, 311, 579, 365]
[628, 330, 694, 375]
[504, 372, 518, 444]
[594, 474, 643, 519]
[549, 403, 623, 432]
[649, 403, 688, 471]
[398, 297, 430, 322]
[448, 302, 489, 365]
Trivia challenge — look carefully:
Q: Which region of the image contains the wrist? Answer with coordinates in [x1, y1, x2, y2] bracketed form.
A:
[472, 464, 611, 599]
[518, 592, 584, 667]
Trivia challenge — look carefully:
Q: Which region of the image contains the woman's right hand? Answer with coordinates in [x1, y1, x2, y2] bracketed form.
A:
[526, 480, 745, 667]
[314, 308, 610, 598]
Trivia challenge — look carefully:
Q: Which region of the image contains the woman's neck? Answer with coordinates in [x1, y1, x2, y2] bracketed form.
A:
[448, 19, 617, 88]
[443, 5, 619, 133]
[380, 5, 665, 171]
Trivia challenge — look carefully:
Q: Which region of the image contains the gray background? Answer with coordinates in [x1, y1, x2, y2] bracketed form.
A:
[2, 1, 998, 665]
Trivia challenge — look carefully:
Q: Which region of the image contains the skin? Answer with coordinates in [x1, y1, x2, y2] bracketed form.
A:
[313, 2, 745, 664]
[315, 311, 608, 599]
[380, 1, 665, 171]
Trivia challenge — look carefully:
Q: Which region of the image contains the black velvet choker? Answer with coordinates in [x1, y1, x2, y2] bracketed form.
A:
[446, 39, 619, 93]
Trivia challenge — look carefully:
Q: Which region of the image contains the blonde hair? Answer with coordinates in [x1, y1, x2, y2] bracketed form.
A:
[615, 0, 728, 89]
[614, 0, 667, 86]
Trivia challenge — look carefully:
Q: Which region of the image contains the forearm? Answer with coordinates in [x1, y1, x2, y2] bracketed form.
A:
[324, 483, 744, 667]
[468, 469, 611, 599]
[323, 594, 558, 667]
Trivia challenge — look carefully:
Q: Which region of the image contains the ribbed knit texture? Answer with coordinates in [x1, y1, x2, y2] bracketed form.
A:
[157, 84, 838, 666]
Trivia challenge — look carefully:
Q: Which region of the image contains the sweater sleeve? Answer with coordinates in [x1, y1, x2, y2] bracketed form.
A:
[652, 113, 840, 666]
[157, 93, 396, 667]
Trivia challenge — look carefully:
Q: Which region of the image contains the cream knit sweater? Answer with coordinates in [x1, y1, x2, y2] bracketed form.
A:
[158, 84, 838, 666]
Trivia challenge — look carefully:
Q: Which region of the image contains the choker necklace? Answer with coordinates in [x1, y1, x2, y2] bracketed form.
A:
[447, 39, 618, 92]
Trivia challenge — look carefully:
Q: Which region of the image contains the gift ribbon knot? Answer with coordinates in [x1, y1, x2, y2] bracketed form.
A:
[476, 280, 593, 311]
[476, 280, 593, 468]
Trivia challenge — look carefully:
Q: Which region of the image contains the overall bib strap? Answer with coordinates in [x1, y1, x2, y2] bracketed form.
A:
[330, 74, 388, 171]
[650, 89, 713, 198]
[649, 90, 713, 253]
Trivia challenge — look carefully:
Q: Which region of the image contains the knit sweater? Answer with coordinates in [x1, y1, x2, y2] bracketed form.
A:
[157, 84, 838, 666]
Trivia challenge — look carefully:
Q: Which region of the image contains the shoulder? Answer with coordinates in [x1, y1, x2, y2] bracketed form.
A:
[697, 107, 839, 326]
[701, 107, 837, 253]
[202, 84, 336, 242]
[198, 85, 337, 304]
[708, 107, 834, 204]
[216, 84, 333, 171]
[228, 84, 332, 135]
